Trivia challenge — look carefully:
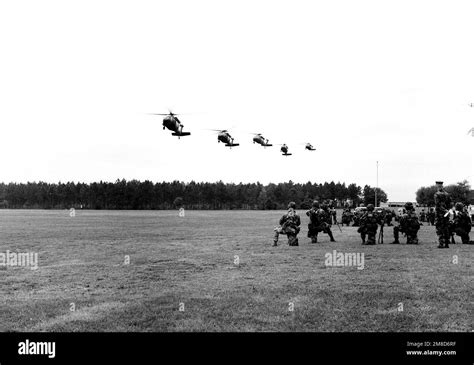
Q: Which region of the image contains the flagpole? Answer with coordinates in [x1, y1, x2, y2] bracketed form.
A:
[375, 161, 378, 207]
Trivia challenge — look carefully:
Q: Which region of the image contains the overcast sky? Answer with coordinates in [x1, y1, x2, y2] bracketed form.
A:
[0, 0, 473, 201]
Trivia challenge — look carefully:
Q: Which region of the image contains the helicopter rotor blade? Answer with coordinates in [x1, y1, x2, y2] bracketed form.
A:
[206, 129, 230, 133]
[148, 111, 199, 116]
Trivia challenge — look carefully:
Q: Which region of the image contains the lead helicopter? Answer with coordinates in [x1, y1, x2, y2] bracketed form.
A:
[252, 133, 273, 147]
[279, 143, 292, 156]
[304, 143, 316, 151]
[211, 129, 240, 147]
[149, 111, 191, 138]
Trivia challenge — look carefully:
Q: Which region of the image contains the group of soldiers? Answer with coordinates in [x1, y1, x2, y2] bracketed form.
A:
[273, 200, 338, 246]
[356, 202, 422, 245]
[432, 181, 472, 247]
[273, 181, 473, 247]
[419, 208, 436, 225]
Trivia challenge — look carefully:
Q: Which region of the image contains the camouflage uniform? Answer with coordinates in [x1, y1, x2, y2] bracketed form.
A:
[384, 209, 393, 226]
[330, 206, 337, 225]
[427, 208, 436, 226]
[452, 203, 472, 244]
[341, 208, 353, 226]
[434, 182, 451, 248]
[273, 202, 301, 246]
[419, 210, 426, 222]
[391, 208, 406, 244]
[352, 213, 360, 227]
[358, 204, 382, 245]
[306, 201, 336, 243]
[448, 204, 457, 244]
[399, 203, 421, 244]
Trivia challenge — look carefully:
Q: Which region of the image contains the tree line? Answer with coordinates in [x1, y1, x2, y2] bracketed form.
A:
[0, 180, 388, 210]
[415, 180, 472, 207]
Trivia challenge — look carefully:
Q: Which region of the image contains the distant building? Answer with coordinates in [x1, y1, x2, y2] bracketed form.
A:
[387, 201, 417, 207]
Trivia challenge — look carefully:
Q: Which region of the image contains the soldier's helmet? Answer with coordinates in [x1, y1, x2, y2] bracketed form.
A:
[404, 202, 414, 211]
[288, 201, 296, 209]
[367, 204, 374, 211]
[312, 200, 320, 208]
[455, 202, 464, 211]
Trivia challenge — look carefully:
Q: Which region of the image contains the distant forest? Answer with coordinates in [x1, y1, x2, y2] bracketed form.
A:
[0, 180, 388, 210]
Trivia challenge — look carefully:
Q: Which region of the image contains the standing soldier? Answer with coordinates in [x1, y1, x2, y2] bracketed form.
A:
[420, 209, 426, 223]
[399, 202, 421, 244]
[452, 202, 473, 244]
[358, 204, 382, 245]
[434, 181, 452, 248]
[384, 208, 393, 226]
[306, 201, 336, 243]
[427, 207, 436, 226]
[329, 201, 338, 225]
[273, 201, 301, 246]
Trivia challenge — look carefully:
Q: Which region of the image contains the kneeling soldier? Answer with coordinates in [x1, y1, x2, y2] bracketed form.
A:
[452, 202, 473, 244]
[273, 202, 301, 246]
[391, 208, 406, 244]
[358, 204, 381, 245]
[306, 200, 336, 243]
[341, 208, 353, 226]
[400, 202, 421, 244]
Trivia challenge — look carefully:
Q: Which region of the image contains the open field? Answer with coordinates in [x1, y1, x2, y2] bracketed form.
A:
[0, 209, 472, 332]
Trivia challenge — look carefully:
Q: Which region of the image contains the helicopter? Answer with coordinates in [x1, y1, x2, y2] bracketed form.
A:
[304, 143, 316, 151]
[211, 129, 240, 147]
[279, 144, 292, 156]
[252, 133, 273, 147]
[150, 111, 191, 138]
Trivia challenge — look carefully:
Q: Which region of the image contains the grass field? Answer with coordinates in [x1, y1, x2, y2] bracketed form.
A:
[0, 209, 472, 332]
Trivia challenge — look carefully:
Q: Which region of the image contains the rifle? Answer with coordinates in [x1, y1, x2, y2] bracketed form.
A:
[378, 222, 384, 244]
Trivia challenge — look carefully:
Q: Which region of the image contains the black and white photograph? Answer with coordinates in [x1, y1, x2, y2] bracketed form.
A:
[0, 0, 473, 363]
